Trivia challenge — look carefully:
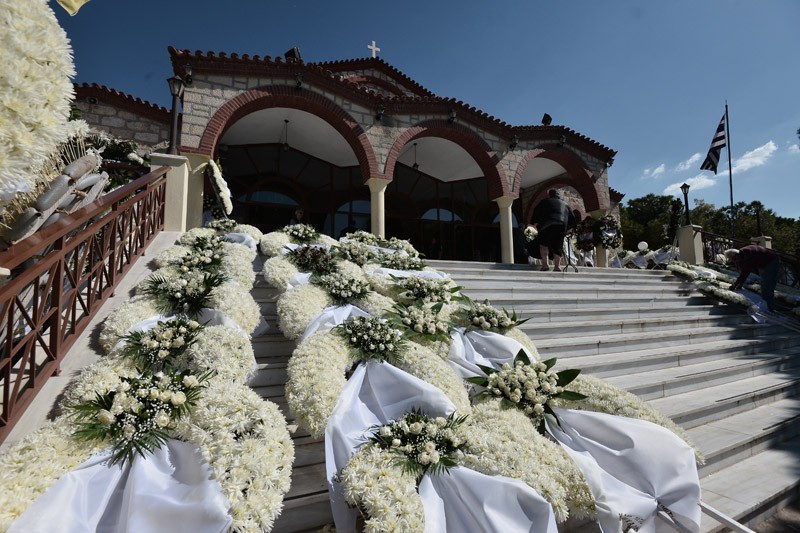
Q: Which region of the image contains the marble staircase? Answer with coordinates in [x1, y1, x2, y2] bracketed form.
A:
[250, 258, 800, 532]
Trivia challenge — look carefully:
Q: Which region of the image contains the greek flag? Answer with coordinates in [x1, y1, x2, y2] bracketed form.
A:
[700, 114, 726, 174]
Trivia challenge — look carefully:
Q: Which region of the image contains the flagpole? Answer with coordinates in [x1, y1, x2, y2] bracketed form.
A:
[725, 101, 734, 236]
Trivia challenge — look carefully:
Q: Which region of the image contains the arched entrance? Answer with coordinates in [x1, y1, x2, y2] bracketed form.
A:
[384, 123, 509, 261]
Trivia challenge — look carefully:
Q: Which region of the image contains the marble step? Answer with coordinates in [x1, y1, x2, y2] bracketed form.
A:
[535, 323, 781, 359]
[557, 336, 800, 378]
[464, 284, 697, 301]
[698, 440, 800, 531]
[521, 313, 751, 341]
[468, 294, 715, 311]
[688, 397, 800, 478]
[605, 347, 800, 401]
[427, 260, 671, 277]
[452, 275, 684, 291]
[648, 370, 800, 429]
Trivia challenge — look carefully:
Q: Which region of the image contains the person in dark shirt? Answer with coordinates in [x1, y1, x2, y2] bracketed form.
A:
[532, 189, 575, 271]
[724, 245, 780, 312]
[288, 208, 306, 226]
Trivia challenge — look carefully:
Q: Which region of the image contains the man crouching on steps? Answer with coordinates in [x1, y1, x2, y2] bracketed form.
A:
[724, 245, 780, 312]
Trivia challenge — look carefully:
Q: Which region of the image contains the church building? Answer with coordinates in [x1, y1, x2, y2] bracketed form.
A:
[87, 45, 623, 263]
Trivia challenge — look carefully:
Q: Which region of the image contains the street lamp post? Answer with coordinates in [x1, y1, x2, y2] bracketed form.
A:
[680, 183, 691, 226]
[167, 75, 184, 155]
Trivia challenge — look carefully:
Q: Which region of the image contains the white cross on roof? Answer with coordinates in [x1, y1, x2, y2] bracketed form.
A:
[368, 40, 381, 58]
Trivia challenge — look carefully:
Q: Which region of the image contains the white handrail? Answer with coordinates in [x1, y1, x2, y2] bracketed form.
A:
[699, 501, 755, 533]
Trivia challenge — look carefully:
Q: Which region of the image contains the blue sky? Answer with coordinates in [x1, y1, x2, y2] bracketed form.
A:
[54, 0, 800, 218]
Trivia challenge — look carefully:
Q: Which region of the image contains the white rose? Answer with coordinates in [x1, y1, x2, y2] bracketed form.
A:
[155, 412, 171, 427]
[182, 375, 199, 388]
[97, 409, 115, 426]
[170, 391, 187, 406]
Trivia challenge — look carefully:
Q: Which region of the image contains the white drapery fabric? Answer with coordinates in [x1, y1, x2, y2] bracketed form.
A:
[419, 465, 557, 533]
[222, 232, 257, 252]
[325, 360, 557, 532]
[547, 408, 701, 533]
[299, 304, 372, 342]
[363, 267, 450, 280]
[9, 440, 231, 533]
[446, 328, 533, 379]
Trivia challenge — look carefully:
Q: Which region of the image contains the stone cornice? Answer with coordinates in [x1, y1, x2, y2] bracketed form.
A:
[73, 83, 170, 124]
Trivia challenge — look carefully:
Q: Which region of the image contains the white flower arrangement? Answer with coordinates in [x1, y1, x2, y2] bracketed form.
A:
[332, 259, 368, 285]
[99, 295, 162, 354]
[231, 223, 264, 242]
[115, 317, 203, 372]
[174, 380, 294, 533]
[0, 0, 76, 205]
[524, 226, 538, 242]
[364, 410, 468, 478]
[353, 291, 395, 318]
[375, 250, 426, 271]
[139, 270, 228, 317]
[339, 444, 424, 532]
[462, 397, 594, 522]
[553, 374, 704, 464]
[262, 255, 300, 290]
[153, 245, 191, 270]
[337, 316, 404, 363]
[283, 223, 318, 243]
[389, 303, 452, 342]
[205, 218, 238, 233]
[178, 227, 217, 245]
[696, 281, 753, 308]
[276, 283, 333, 339]
[209, 281, 262, 334]
[333, 240, 376, 266]
[285, 330, 357, 437]
[342, 230, 380, 245]
[317, 272, 370, 304]
[504, 326, 541, 360]
[208, 160, 233, 215]
[393, 276, 461, 306]
[384, 237, 420, 257]
[259, 231, 292, 258]
[394, 342, 471, 415]
[456, 298, 527, 333]
[0, 417, 105, 530]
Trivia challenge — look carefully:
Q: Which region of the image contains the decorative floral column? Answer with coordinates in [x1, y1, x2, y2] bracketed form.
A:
[495, 196, 515, 264]
[367, 178, 389, 238]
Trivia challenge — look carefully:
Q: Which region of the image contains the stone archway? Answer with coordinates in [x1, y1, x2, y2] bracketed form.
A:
[384, 119, 510, 200]
[192, 85, 380, 181]
[514, 145, 603, 214]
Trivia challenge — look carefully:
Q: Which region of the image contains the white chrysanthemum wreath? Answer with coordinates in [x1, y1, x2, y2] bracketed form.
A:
[0, 0, 75, 204]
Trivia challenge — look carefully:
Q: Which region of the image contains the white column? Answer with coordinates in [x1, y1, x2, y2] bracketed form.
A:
[367, 178, 389, 238]
[595, 244, 608, 267]
[495, 196, 515, 264]
[150, 153, 190, 232]
[677, 224, 704, 265]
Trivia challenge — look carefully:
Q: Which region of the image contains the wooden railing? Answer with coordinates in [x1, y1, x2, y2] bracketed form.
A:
[0, 167, 168, 443]
[700, 230, 799, 287]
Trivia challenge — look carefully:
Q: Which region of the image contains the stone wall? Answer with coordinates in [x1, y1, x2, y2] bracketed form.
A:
[75, 100, 170, 149]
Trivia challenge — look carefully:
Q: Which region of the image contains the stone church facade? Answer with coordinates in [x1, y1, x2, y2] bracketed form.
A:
[82, 46, 623, 262]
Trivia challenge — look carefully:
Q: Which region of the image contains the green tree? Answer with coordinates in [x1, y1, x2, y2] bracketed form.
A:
[619, 194, 683, 249]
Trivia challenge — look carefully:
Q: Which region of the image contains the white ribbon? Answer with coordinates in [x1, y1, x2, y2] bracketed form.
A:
[446, 328, 533, 379]
[546, 408, 701, 533]
[419, 466, 557, 533]
[9, 440, 231, 533]
[286, 271, 312, 289]
[299, 304, 372, 342]
[222, 232, 257, 252]
[364, 267, 450, 280]
[325, 360, 456, 532]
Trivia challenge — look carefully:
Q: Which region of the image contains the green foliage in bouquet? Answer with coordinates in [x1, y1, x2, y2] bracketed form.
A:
[390, 275, 462, 306]
[315, 271, 370, 304]
[287, 245, 337, 276]
[387, 303, 453, 343]
[457, 296, 528, 333]
[71, 370, 212, 466]
[466, 350, 586, 433]
[140, 271, 228, 317]
[206, 218, 237, 233]
[368, 409, 468, 480]
[119, 318, 203, 372]
[336, 316, 404, 365]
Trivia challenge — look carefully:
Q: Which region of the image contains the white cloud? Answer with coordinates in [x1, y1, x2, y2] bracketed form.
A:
[675, 153, 702, 172]
[663, 174, 717, 196]
[730, 140, 777, 173]
[641, 163, 666, 179]
[789, 144, 800, 154]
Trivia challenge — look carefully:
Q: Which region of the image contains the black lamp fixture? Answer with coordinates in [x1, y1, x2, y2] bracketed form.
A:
[412, 142, 419, 170]
[680, 182, 691, 225]
[509, 134, 519, 151]
[183, 64, 193, 86]
[448, 109, 456, 123]
[284, 47, 302, 62]
[541, 113, 552, 126]
[559, 134, 566, 146]
[375, 103, 385, 122]
[282, 119, 290, 152]
[166, 75, 185, 154]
